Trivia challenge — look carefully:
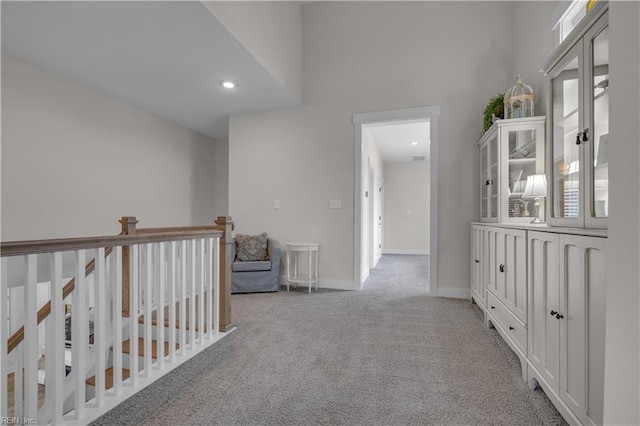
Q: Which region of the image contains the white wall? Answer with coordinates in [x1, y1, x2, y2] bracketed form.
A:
[603, 2, 640, 424]
[202, 1, 302, 104]
[1, 55, 222, 241]
[510, 1, 557, 117]
[212, 138, 229, 217]
[383, 161, 429, 254]
[229, 1, 513, 291]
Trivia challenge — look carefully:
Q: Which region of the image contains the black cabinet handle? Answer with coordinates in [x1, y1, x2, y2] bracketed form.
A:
[499, 264, 505, 273]
[486, 180, 490, 186]
[490, 306, 495, 310]
[556, 313, 564, 320]
[509, 326, 514, 331]
[576, 129, 589, 145]
[474, 259, 480, 263]
[550, 310, 557, 316]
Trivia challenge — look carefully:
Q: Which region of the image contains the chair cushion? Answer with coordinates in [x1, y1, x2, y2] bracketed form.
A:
[235, 233, 269, 262]
[232, 261, 272, 272]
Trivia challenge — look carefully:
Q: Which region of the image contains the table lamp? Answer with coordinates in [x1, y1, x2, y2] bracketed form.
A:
[523, 174, 547, 223]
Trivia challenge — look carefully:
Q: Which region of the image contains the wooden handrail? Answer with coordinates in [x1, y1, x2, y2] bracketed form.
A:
[1, 230, 222, 257]
[136, 225, 218, 234]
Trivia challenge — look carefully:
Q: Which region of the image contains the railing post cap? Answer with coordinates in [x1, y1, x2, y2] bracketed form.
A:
[119, 216, 139, 224]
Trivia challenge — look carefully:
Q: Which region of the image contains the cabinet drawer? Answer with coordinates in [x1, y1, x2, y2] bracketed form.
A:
[487, 291, 527, 354]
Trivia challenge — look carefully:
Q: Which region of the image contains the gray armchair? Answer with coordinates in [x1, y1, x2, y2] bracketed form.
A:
[230, 240, 281, 293]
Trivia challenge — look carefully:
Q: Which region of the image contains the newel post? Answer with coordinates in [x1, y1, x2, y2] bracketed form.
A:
[119, 216, 138, 317]
[215, 216, 234, 332]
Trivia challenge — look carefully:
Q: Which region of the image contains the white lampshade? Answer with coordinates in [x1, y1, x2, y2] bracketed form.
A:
[523, 174, 547, 198]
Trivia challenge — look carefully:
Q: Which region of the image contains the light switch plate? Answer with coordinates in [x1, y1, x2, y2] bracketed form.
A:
[329, 199, 342, 209]
[274, 200, 280, 209]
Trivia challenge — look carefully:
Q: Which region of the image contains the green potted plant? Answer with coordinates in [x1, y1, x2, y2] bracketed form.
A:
[482, 94, 505, 133]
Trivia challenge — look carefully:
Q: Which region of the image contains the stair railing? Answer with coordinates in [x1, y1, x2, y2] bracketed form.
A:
[1, 218, 232, 425]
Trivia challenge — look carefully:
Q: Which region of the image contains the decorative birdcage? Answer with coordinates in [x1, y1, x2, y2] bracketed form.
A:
[504, 75, 535, 119]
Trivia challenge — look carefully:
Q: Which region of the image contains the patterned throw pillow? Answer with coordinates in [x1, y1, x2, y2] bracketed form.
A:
[235, 233, 269, 262]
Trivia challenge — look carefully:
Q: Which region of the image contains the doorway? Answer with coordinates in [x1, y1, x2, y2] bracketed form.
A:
[353, 106, 440, 295]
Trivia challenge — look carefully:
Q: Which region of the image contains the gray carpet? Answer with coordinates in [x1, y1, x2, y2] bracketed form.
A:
[93, 255, 566, 425]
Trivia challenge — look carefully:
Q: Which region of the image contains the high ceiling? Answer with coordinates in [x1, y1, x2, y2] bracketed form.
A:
[1, 1, 299, 140]
[366, 121, 430, 164]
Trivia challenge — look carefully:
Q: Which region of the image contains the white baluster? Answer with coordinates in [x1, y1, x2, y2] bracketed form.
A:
[189, 240, 196, 349]
[72, 249, 87, 420]
[0, 258, 8, 416]
[198, 240, 204, 345]
[157, 242, 166, 370]
[168, 242, 176, 363]
[179, 241, 187, 355]
[47, 252, 64, 423]
[112, 247, 123, 395]
[205, 239, 212, 340]
[14, 346, 23, 417]
[144, 244, 152, 376]
[213, 237, 220, 336]
[94, 248, 106, 404]
[24, 254, 38, 421]
[130, 245, 139, 386]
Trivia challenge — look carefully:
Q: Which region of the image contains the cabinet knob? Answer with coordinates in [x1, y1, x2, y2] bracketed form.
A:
[576, 133, 582, 145]
[550, 310, 557, 316]
[556, 313, 564, 320]
[490, 306, 495, 310]
[499, 264, 505, 273]
[485, 180, 490, 186]
[582, 128, 589, 142]
[474, 259, 480, 263]
[509, 326, 514, 331]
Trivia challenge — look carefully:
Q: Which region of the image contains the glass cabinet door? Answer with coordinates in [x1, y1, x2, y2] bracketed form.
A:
[507, 127, 540, 219]
[489, 133, 499, 220]
[550, 51, 581, 223]
[481, 143, 489, 219]
[546, 9, 608, 229]
[589, 24, 609, 221]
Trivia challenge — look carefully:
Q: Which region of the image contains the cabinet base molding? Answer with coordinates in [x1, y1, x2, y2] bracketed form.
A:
[527, 365, 584, 426]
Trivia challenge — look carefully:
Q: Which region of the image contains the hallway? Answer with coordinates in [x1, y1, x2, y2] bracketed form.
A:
[94, 255, 565, 425]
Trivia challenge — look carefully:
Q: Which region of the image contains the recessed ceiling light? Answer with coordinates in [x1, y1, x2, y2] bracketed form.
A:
[222, 81, 236, 89]
[410, 141, 418, 145]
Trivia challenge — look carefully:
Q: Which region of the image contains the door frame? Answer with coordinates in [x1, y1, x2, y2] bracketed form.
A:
[352, 105, 440, 294]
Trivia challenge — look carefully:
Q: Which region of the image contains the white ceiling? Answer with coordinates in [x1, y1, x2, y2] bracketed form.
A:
[1, 1, 299, 140]
[365, 120, 430, 163]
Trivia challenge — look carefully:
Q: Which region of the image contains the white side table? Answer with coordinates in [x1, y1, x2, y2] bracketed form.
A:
[286, 242, 320, 294]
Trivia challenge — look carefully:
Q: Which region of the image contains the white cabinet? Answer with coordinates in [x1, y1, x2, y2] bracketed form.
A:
[478, 117, 546, 223]
[541, 2, 609, 229]
[470, 225, 485, 309]
[527, 231, 606, 426]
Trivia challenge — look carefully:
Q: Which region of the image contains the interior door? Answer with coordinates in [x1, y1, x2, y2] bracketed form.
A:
[374, 180, 383, 264]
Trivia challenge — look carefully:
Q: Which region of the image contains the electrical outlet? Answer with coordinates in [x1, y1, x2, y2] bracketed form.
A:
[273, 200, 280, 209]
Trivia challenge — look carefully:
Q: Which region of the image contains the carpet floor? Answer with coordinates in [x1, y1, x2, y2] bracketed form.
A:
[93, 254, 566, 425]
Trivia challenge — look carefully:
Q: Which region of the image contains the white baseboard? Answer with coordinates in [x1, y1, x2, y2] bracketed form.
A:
[435, 287, 470, 299]
[361, 269, 370, 283]
[279, 277, 355, 291]
[382, 249, 429, 255]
